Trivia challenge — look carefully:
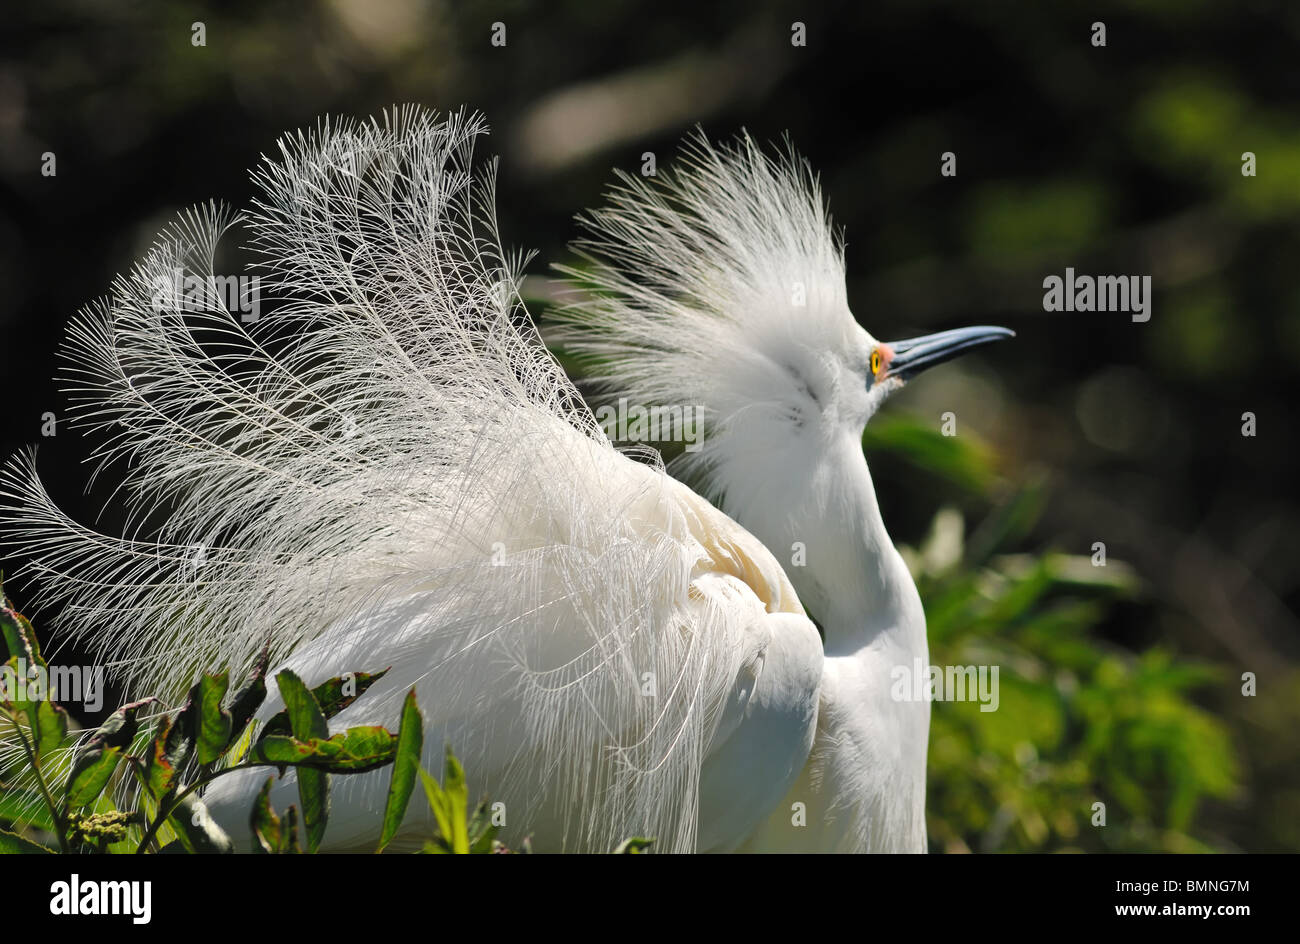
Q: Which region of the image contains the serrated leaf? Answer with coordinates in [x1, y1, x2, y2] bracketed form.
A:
[195, 672, 232, 765]
[377, 689, 423, 852]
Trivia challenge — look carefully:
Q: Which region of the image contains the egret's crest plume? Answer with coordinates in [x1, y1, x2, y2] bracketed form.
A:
[550, 131, 872, 520]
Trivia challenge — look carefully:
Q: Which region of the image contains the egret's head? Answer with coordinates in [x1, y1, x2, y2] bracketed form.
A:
[859, 324, 1016, 425]
[550, 129, 1012, 518]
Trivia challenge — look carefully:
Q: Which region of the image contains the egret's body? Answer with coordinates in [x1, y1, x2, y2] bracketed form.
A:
[1, 110, 1009, 853]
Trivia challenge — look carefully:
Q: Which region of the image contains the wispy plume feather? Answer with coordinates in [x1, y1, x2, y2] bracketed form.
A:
[549, 130, 858, 507]
[0, 107, 803, 851]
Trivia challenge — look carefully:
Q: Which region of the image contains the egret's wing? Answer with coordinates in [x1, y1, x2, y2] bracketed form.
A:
[0, 107, 816, 851]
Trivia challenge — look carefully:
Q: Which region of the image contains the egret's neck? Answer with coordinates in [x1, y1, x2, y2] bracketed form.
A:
[790, 431, 925, 658]
[725, 426, 933, 853]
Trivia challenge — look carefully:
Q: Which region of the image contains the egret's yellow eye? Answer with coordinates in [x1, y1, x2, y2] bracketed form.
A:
[870, 349, 882, 376]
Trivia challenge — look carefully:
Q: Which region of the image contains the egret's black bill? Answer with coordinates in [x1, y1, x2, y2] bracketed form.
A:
[885, 325, 1015, 381]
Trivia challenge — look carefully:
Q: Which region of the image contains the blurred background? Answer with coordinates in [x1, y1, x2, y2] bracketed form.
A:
[1, 0, 1296, 852]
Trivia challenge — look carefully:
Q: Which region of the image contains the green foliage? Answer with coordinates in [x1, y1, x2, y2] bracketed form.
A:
[0, 405, 1247, 855]
[0, 582, 472, 854]
[378, 690, 423, 852]
[613, 837, 654, 854]
[868, 417, 1241, 853]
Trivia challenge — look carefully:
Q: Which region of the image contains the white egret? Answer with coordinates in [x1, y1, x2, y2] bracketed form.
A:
[550, 131, 1012, 851]
[0, 109, 1011, 854]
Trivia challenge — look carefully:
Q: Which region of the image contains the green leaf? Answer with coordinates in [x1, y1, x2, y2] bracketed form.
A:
[86, 698, 156, 750]
[418, 747, 470, 854]
[155, 689, 198, 782]
[1, 659, 34, 752]
[467, 801, 500, 854]
[419, 768, 452, 846]
[144, 722, 178, 799]
[442, 746, 469, 854]
[65, 745, 122, 809]
[65, 698, 155, 809]
[613, 837, 655, 854]
[0, 789, 56, 832]
[298, 768, 328, 854]
[268, 671, 333, 853]
[250, 777, 281, 854]
[0, 591, 43, 667]
[281, 804, 302, 854]
[0, 826, 55, 854]
[167, 793, 234, 854]
[226, 649, 269, 749]
[33, 699, 69, 763]
[251, 727, 396, 773]
[0, 655, 41, 745]
[276, 670, 330, 741]
[377, 689, 423, 852]
[258, 669, 388, 740]
[195, 672, 233, 765]
[304, 669, 389, 720]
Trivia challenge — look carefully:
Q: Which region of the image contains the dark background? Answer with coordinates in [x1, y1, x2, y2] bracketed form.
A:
[1, 0, 1296, 852]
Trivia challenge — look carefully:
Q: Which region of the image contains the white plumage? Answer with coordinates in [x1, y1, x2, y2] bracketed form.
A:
[2, 108, 1010, 853]
[551, 131, 1012, 851]
[0, 108, 822, 852]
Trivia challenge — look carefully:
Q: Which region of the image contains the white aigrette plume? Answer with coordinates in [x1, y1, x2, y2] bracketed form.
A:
[0, 107, 819, 852]
[549, 131, 865, 534]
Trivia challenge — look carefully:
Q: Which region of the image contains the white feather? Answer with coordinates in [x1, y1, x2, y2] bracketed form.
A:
[0, 107, 821, 852]
[549, 129, 932, 852]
